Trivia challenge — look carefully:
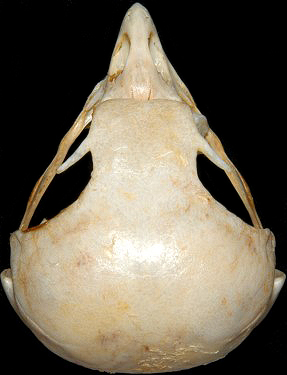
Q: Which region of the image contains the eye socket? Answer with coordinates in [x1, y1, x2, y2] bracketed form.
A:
[196, 153, 253, 226]
[114, 33, 130, 57]
[28, 129, 93, 229]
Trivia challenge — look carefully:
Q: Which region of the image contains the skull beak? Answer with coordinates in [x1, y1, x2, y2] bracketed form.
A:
[106, 3, 179, 100]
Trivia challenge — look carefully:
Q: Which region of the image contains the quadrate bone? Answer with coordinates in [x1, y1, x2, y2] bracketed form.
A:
[1, 3, 285, 373]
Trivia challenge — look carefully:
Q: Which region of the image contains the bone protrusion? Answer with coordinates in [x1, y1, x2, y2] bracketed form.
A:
[57, 137, 90, 174]
[192, 113, 209, 137]
[1, 269, 17, 311]
[205, 129, 262, 229]
[197, 135, 232, 173]
[271, 270, 286, 305]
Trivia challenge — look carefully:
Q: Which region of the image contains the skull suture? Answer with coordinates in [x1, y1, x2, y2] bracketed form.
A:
[1, 3, 285, 373]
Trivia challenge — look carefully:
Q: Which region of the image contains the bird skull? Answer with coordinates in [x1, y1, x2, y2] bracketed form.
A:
[1, 3, 285, 373]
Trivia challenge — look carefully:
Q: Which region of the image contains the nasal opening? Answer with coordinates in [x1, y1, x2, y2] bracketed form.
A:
[108, 32, 131, 83]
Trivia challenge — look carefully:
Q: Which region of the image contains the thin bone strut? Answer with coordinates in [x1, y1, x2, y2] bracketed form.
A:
[57, 136, 90, 174]
[167, 61, 201, 114]
[205, 129, 262, 229]
[20, 110, 87, 231]
[20, 79, 107, 231]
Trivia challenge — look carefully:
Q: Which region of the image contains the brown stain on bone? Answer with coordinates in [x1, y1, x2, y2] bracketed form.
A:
[18, 269, 29, 303]
[100, 333, 119, 345]
[220, 297, 233, 317]
[230, 257, 239, 272]
[75, 252, 94, 267]
[224, 223, 233, 235]
[117, 301, 130, 311]
[97, 330, 121, 347]
[120, 190, 136, 200]
[108, 69, 123, 82]
[246, 235, 254, 247]
[17, 245, 36, 311]
[263, 281, 271, 296]
[246, 235, 257, 255]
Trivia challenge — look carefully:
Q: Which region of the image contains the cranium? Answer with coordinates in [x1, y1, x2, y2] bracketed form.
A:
[1, 2, 285, 373]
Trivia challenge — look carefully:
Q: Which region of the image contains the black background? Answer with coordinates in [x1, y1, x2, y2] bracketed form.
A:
[0, 0, 286, 373]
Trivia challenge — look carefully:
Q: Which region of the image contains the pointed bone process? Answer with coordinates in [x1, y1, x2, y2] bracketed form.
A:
[1, 3, 285, 373]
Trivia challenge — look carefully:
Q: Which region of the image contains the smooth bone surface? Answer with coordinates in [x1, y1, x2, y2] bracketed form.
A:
[1, 3, 285, 373]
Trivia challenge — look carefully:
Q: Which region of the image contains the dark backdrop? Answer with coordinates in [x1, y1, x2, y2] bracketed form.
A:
[0, 0, 286, 373]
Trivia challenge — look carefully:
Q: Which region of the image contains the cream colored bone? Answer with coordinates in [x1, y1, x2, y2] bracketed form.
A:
[1, 3, 285, 373]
